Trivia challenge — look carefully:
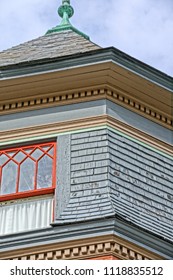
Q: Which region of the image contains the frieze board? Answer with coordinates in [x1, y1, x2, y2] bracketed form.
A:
[0, 235, 163, 260]
[0, 115, 172, 158]
[0, 87, 172, 129]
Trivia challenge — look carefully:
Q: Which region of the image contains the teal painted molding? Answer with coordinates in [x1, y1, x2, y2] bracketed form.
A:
[46, 25, 89, 40]
[0, 125, 172, 160]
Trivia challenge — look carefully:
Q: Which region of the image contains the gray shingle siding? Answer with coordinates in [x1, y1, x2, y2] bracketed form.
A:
[55, 128, 173, 242]
[55, 135, 71, 219]
[56, 129, 114, 223]
[108, 129, 173, 241]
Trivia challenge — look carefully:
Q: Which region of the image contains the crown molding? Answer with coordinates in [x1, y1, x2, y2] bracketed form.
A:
[1, 217, 172, 260]
[0, 87, 172, 129]
[0, 234, 164, 260]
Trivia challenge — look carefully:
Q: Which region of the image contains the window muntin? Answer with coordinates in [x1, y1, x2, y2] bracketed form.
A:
[0, 142, 56, 201]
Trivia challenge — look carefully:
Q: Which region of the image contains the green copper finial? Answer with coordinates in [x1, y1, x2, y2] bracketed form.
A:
[58, 0, 74, 25]
[46, 0, 89, 40]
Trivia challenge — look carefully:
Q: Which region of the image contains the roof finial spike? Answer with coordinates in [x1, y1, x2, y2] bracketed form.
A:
[58, 0, 74, 26]
[46, 1, 89, 40]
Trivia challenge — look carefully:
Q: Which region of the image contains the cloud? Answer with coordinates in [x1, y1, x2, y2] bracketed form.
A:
[0, 0, 172, 76]
[73, 0, 173, 75]
[0, 0, 55, 50]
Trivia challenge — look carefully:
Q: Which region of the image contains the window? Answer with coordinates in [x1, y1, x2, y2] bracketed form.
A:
[0, 142, 56, 235]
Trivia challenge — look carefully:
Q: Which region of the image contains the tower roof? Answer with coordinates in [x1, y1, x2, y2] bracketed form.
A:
[0, 1, 100, 68]
[0, 30, 100, 68]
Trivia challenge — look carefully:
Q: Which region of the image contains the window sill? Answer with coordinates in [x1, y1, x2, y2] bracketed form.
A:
[0, 188, 55, 202]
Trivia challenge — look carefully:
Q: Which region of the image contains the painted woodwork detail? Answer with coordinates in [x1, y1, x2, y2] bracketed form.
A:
[0, 88, 172, 129]
[0, 116, 172, 157]
[0, 237, 163, 260]
[0, 143, 56, 201]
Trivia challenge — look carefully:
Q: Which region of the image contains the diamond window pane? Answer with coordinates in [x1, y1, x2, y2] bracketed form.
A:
[31, 149, 43, 160]
[37, 155, 53, 189]
[24, 148, 34, 155]
[13, 151, 26, 163]
[19, 158, 35, 192]
[41, 146, 51, 152]
[1, 161, 17, 195]
[8, 151, 16, 157]
[48, 147, 54, 157]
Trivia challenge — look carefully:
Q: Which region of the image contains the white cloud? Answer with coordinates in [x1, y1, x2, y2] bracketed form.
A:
[0, 0, 172, 76]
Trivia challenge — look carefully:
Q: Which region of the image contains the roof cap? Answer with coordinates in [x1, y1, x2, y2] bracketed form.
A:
[46, 0, 89, 40]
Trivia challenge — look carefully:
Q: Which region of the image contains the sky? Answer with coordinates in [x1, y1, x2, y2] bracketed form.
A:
[0, 0, 173, 76]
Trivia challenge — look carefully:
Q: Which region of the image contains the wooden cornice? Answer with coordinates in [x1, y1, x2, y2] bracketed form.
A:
[0, 115, 172, 157]
[0, 87, 172, 129]
[0, 62, 172, 129]
[0, 234, 164, 260]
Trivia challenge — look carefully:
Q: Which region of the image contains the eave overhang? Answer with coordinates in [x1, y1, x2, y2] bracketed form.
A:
[0, 217, 172, 260]
[0, 47, 172, 90]
[0, 47, 172, 129]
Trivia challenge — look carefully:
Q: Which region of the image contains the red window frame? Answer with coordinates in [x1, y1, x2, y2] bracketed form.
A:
[0, 142, 56, 202]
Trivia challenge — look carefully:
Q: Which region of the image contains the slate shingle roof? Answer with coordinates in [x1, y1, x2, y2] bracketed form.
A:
[56, 129, 173, 243]
[108, 129, 173, 242]
[0, 30, 100, 67]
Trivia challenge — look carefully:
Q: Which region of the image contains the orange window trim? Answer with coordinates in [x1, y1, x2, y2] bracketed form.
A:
[0, 142, 56, 202]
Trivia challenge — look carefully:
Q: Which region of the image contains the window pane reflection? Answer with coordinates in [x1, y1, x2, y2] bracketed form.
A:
[31, 149, 43, 160]
[0, 154, 9, 166]
[37, 155, 53, 189]
[1, 161, 17, 195]
[19, 158, 35, 192]
[14, 152, 26, 162]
